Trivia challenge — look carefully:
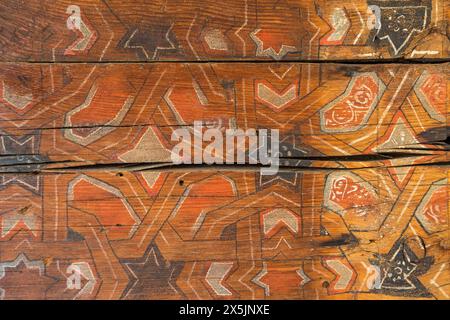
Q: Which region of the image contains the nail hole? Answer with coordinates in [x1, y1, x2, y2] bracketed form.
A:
[179, 180, 184, 186]
[116, 172, 124, 177]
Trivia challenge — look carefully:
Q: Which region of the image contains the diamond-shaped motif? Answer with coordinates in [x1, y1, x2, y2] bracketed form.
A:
[375, 113, 425, 187]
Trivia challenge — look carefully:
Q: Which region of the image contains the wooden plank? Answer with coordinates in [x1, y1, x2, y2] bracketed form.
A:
[0, 62, 447, 169]
[0, 60, 448, 300]
[0, 0, 447, 62]
[0, 167, 448, 299]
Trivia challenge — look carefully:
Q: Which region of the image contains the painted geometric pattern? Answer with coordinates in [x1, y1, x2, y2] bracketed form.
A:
[320, 72, 385, 133]
[0, 61, 447, 300]
[0, 0, 447, 62]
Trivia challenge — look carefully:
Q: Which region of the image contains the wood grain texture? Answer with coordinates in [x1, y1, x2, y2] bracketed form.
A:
[0, 0, 448, 62]
[0, 0, 449, 301]
[0, 167, 448, 300]
[0, 61, 448, 300]
[0, 63, 447, 162]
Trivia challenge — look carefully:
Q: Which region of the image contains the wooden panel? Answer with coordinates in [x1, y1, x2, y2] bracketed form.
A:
[0, 0, 447, 62]
[0, 62, 447, 166]
[0, 61, 448, 299]
[0, 0, 449, 302]
[0, 168, 448, 299]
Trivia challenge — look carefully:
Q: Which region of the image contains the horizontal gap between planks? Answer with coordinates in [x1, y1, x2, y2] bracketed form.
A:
[1, 160, 449, 175]
[3, 58, 450, 65]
